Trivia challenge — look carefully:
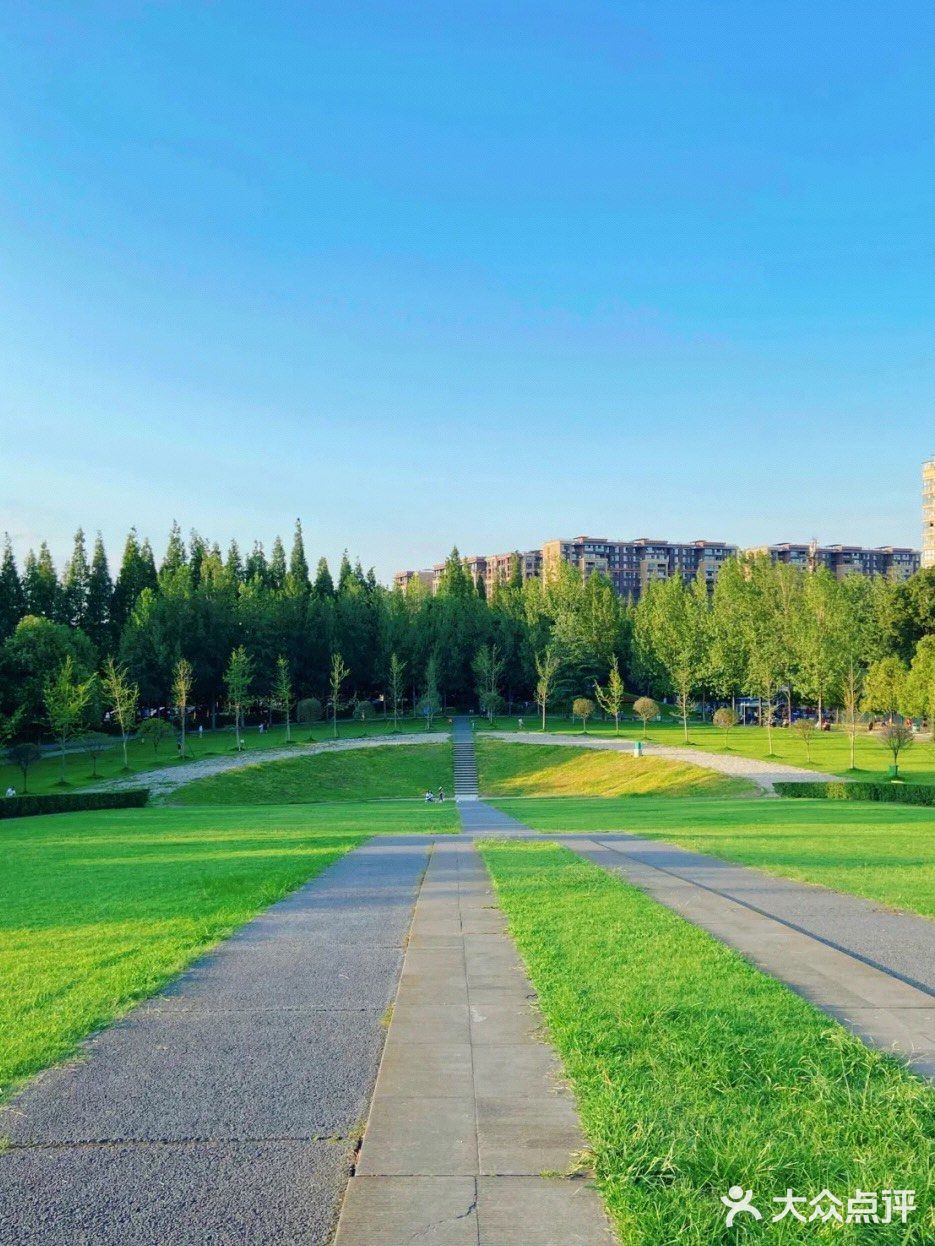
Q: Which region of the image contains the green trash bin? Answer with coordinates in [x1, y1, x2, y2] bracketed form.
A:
[887, 764, 898, 779]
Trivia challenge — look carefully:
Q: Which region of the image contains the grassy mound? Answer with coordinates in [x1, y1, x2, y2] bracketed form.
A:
[476, 740, 753, 798]
[171, 742, 454, 806]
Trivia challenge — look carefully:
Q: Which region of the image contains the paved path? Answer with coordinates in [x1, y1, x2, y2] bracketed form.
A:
[0, 836, 432, 1245]
[334, 839, 615, 1246]
[482, 731, 837, 793]
[98, 732, 450, 800]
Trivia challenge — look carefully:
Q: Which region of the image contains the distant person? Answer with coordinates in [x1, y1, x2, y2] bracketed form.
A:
[517, 717, 524, 731]
[437, 787, 445, 802]
[424, 790, 434, 803]
[5, 787, 16, 798]
[198, 724, 204, 737]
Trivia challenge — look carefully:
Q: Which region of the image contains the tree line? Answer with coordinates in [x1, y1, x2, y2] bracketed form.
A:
[0, 522, 933, 750]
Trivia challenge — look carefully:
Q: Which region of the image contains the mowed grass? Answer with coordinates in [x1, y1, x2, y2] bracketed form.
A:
[171, 743, 454, 806]
[491, 796, 935, 918]
[479, 842, 935, 1244]
[484, 716, 935, 784]
[476, 739, 752, 798]
[0, 716, 449, 797]
[0, 801, 455, 1101]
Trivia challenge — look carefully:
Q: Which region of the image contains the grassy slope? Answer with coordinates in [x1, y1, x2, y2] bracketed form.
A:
[484, 716, 935, 785]
[0, 801, 455, 1101]
[479, 842, 934, 1245]
[476, 739, 752, 798]
[0, 716, 449, 797]
[171, 742, 454, 806]
[491, 796, 935, 918]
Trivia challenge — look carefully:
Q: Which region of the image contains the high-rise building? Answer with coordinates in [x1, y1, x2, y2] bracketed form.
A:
[924, 456, 935, 569]
[747, 541, 920, 581]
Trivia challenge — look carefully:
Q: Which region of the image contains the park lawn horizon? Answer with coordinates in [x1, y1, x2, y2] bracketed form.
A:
[478, 842, 935, 1245]
[481, 715, 935, 785]
[491, 795, 935, 919]
[170, 742, 455, 806]
[0, 715, 450, 798]
[476, 739, 753, 799]
[0, 800, 456, 1103]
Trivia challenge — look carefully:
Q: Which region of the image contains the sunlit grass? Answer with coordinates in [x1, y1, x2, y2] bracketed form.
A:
[0, 801, 453, 1100]
[479, 841, 935, 1244]
[490, 796, 935, 918]
[476, 740, 752, 798]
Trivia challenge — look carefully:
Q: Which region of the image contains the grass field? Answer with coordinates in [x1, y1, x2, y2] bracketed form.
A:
[483, 715, 935, 784]
[491, 795, 935, 918]
[479, 841, 935, 1244]
[171, 742, 454, 805]
[0, 715, 450, 797]
[0, 801, 455, 1102]
[476, 739, 752, 798]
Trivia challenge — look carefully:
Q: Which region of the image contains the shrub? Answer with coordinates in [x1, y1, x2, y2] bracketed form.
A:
[632, 696, 659, 738]
[774, 781, 935, 807]
[296, 697, 323, 723]
[572, 696, 595, 732]
[0, 788, 150, 820]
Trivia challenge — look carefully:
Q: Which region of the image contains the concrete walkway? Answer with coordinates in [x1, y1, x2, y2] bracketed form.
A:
[0, 837, 432, 1245]
[482, 731, 837, 793]
[97, 732, 450, 800]
[334, 839, 616, 1245]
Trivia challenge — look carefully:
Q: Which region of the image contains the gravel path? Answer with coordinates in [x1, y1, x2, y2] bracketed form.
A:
[95, 733, 451, 800]
[480, 731, 837, 794]
[0, 836, 433, 1245]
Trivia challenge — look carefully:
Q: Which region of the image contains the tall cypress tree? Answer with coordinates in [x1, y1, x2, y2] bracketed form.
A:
[189, 531, 208, 585]
[287, 518, 309, 594]
[226, 539, 244, 584]
[161, 521, 187, 577]
[337, 552, 355, 594]
[86, 533, 114, 654]
[245, 541, 269, 586]
[61, 528, 91, 628]
[23, 542, 59, 618]
[269, 537, 287, 591]
[314, 556, 335, 597]
[111, 529, 154, 636]
[0, 534, 24, 639]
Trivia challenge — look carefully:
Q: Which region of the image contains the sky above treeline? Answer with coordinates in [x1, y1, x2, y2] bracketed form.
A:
[1, 2, 933, 581]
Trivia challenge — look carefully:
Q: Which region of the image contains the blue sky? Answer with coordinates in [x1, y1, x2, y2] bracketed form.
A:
[1, 2, 933, 580]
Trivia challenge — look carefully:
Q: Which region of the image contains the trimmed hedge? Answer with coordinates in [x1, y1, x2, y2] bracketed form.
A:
[0, 789, 150, 820]
[775, 780, 935, 806]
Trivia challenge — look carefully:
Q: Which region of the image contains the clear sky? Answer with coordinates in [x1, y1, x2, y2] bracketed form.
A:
[1, 2, 933, 581]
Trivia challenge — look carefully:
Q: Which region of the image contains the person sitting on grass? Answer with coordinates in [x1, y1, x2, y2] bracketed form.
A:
[424, 789, 434, 803]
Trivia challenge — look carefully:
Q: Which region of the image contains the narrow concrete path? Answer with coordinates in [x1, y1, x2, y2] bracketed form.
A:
[482, 730, 837, 793]
[0, 837, 431, 1245]
[562, 835, 935, 1080]
[334, 839, 616, 1245]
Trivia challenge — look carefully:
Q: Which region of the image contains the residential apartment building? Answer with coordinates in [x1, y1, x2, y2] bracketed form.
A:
[394, 551, 542, 597]
[541, 536, 736, 597]
[924, 456, 935, 569]
[748, 541, 920, 581]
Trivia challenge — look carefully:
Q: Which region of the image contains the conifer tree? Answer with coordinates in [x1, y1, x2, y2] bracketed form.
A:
[61, 528, 91, 629]
[85, 533, 113, 652]
[23, 542, 60, 618]
[245, 541, 269, 586]
[314, 557, 335, 597]
[269, 536, 287, 591]
[0, 534, 25, 640]
[287, 518, 309, 593]
[160, 522, 187, 577]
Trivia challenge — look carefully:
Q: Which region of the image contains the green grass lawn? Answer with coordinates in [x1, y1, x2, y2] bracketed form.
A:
[171, 742, 454, 805]
[476, 739, 752, 798]
[0, 715, 450, 797]
[479, 841, 934, 1244]
[483, 715, 935, 784]
[490, 796, 935, 918]
[0, 800, 455, 1102]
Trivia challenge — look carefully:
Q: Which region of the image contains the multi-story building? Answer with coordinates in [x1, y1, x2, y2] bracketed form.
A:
[749, 541, 920, 581]
[924, 456, 935, 569]
[397, 533, 920, 599]
[542, 536, 736, 597]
